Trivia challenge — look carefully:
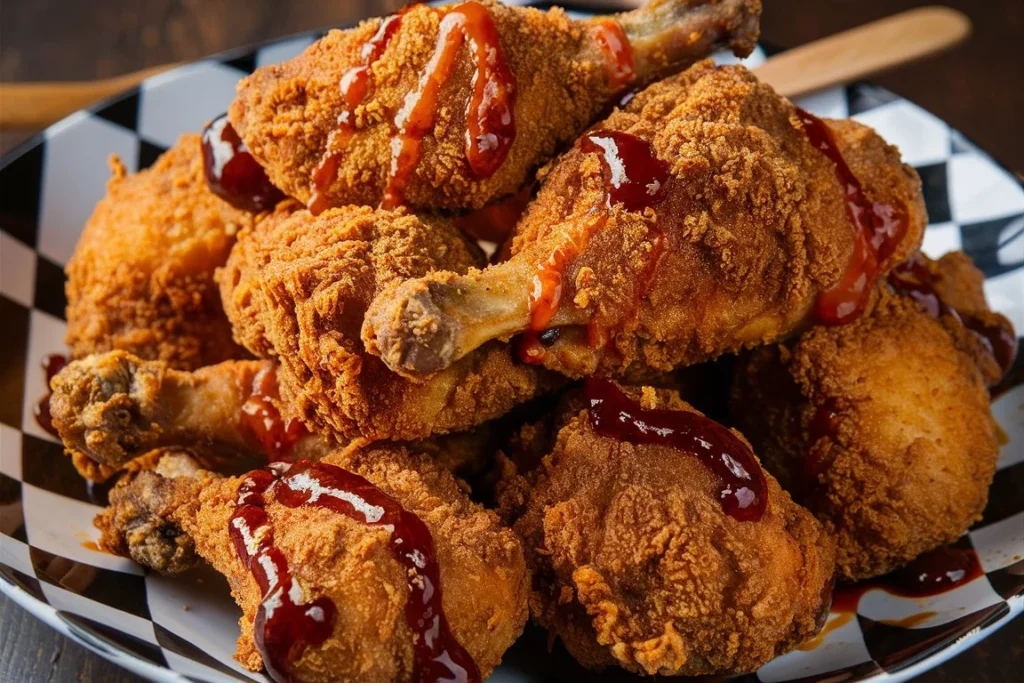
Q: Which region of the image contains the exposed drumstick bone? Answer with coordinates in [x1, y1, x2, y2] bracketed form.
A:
[49, 351, 331, 469]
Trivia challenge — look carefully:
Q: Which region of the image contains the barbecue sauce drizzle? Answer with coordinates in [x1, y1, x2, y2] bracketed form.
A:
[795, 107, 908, 325]
[888, 253, 1016, 383]
[240, 367, 309, 460]
[519, 131, 669, 364]
[229, 460, 480, 683]
[590, 20, 635, 91]
[309, 8, 411, 215]
[34, 353, 69, 438]
[381, 1, 516, 209]
[832, 545, 984, 614]
[585, 378, 767, 521]
[201, 114, 285, 213]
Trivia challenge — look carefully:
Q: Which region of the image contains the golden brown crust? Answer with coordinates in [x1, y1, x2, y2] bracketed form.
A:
[65, 135, 250, 369]
[511, 62, 926, 376]
[229, 2, 610, 211]
[923, 251, 1015, 385]
[218, 202, 558, 441]
[732, 286, 1000, 581]
[358, 62, 927, 380]
[145, 445, 529, 682]
[508, 385, 835, 676]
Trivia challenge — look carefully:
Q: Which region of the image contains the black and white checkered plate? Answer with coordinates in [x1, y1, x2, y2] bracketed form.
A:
[1, 2, 1021, 681]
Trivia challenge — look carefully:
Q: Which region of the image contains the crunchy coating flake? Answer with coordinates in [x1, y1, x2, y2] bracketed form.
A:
[65, 135, 251, 369]
[507, 385, 835, 676]
[732, 258, 1003, 581]
[218, 202, 558, 442]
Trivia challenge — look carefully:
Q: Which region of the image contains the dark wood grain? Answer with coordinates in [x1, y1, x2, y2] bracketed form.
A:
[0, 1, 1020, 682]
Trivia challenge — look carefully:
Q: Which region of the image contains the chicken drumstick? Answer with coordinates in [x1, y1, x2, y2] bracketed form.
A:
[229, 0, 761, 213]
[363, 62, 927, 379]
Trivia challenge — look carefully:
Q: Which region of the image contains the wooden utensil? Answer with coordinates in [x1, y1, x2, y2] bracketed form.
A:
[0, 5, 969, 129]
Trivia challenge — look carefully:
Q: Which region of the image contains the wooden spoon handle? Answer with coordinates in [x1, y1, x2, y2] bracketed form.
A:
[754, 6, 970, 98]
[0, 6, 970, 129]
[0, 63, 180, 128]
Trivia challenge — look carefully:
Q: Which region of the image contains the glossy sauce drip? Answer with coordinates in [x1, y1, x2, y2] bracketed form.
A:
[201, 114, 285, 213]
[309, 9, 409, 215]
[584, 378, 767, 521]
[230, 465, 337, 683]
[590, 20, 635, 91]
[381, 0, 516, 209]
[832, 546, 983, 614]
[518, 131, 668, 365]
[34, 353, 69, 439]
[231, 460, 480, 683]
[241, 367, 308, 460]
[888, 254, 1017, 383]
[795, 108, 908, 325]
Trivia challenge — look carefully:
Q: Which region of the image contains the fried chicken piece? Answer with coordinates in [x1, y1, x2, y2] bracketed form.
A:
[49, 351, 332, 471]
[94, 450, 213, 573]
[363, 62, 927, 379]
[731, 255, 1007, 581]
[505, 383, 835, 676]
[217, 201, 558, 442]
[229, 0, 761, 212]
[65, 135, 250, 370]
[95, 446, 528, 682]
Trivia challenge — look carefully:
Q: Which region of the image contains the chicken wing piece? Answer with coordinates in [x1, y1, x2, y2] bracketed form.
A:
[65, 135, 251, 370]
[503, 380, 835, 676]
[363, 62, 927, 379]
[730, 253, 1009, 581]
[49, 351, 332, 472]
[217, 201, 559, 442]
[229, 0, 761, 213]
[95, 445, 529, 683]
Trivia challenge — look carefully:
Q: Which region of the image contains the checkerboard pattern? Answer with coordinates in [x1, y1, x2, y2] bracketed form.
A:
[1, 4, 1021, 682]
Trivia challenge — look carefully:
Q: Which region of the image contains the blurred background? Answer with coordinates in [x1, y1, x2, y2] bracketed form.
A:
[1, 0, 1022, 173]
[0, 0, 1021, 681]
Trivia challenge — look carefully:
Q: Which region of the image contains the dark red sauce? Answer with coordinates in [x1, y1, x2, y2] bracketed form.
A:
[590, 20, 635, 91]
[579, 130, 669, 212]
[800, 397, 840, 495]
[34, 353, 69, 439]
[584, 378, 767, 521]
[888, 254, 1017, 383]
[229, 465, 337, 683]
[230, 460, 479, 683]
[795, 108, 908, 325]
[241, 367, 308, 460]
[381, 1, 516, 209]
[832, 546, 983, 614]
[517, 131, 668, 365]
[201, 114, 285, 213]
[309, 9, 409, 215]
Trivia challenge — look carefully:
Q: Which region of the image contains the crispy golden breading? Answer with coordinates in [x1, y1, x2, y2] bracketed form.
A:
[217, 202, 559, 442]
[49, 351, 331, 472]
[506, 385, 835, 676]
[65, 135, 250, 369]
[229, 0, 760, 212]
[731, 270, 1002, 581]
[96, 447, 529, 682]
[362, 62, 927, 379]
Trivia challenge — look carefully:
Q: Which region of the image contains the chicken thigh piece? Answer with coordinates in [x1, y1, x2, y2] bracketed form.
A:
[217, 202, 559, 442]
[730, 252, 1012, 581]
[65, 135, 251, 369]
[228, 0, 761, 212]
[363, 62, 927, 379]
[503, 380, 835, 676]
[94, 445, 529, 683]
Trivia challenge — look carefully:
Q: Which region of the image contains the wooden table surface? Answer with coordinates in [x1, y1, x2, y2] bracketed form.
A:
[0, 1, 1021, 681]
